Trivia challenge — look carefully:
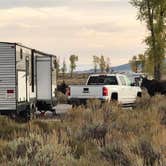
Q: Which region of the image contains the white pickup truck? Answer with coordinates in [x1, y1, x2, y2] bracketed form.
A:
[67, 74, 142, 106]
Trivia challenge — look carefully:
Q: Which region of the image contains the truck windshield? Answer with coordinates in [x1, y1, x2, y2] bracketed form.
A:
[87, 76, 118, 85]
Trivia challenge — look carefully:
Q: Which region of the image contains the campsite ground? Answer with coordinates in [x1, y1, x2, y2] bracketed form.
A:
[0, 91, 166, 165]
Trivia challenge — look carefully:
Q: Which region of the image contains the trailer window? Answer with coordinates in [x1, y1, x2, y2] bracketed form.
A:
[87, 76, 118, 85]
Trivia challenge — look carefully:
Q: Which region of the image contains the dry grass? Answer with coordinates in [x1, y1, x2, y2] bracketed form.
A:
[0, 93, 166, 165]
[56, 91, 68, 104]
[57, 73, 89, 85]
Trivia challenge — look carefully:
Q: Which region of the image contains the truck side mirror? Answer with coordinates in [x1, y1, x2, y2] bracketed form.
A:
[130, 83, 136, 86]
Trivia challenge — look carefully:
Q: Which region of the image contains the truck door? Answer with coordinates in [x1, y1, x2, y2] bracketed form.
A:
[122, 75, 135, 103]
[36, 56, 51, 101]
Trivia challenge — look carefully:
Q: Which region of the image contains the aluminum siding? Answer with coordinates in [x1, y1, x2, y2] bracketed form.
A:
[0, 43, 16, 110]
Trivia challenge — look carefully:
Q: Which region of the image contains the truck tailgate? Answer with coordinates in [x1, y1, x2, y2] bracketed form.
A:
[69, 85, 104, 99]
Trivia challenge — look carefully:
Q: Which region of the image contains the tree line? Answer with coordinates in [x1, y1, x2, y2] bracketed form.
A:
[54, 55, 111, 79]
[54, 54, 78, 78]
[93, 55, 111, 73]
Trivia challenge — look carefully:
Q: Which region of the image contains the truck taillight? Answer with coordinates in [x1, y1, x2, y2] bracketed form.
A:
[103, 87, 108, 96]
[66, 87, 70, 96]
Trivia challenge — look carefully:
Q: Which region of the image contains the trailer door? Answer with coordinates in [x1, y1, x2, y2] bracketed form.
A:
[36, 56, 51, 100]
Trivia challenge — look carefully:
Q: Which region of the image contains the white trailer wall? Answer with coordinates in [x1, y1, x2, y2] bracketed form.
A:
[16, 46, 31, 102]
[0, 43, 16, 110]
[36, 56, 52, 100]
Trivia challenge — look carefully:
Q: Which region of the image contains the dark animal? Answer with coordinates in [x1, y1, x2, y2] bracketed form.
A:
[57, 81, 68, 94]
[141, 77, 166, 96]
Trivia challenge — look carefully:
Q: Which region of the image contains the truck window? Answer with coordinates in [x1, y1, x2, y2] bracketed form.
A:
[124, 76, 131, 86]
[87, 76, 118, 85]
[119, 76, 126, 85]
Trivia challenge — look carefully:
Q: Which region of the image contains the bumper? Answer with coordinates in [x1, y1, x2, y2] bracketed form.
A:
[68, 98, 106, 106]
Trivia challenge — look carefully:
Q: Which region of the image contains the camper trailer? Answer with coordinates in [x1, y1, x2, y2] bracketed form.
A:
[0, 42, 57, 119]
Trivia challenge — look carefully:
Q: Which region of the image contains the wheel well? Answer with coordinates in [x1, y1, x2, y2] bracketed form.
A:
[137, 92, 142, 97]
[111, 93, 118, 101]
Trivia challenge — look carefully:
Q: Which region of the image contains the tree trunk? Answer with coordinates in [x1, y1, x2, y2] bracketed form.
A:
[156, 64, 161, 80]
[71, 69, 73, 78]
[146, 0, 160, 80]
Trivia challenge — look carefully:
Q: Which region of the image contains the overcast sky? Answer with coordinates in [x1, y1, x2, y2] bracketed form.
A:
[0, 0, 146, 70]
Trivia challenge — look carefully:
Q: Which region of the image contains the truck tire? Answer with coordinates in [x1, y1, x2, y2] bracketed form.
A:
[111, 93, 118, 101]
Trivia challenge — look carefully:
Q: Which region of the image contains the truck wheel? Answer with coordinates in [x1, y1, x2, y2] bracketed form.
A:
[137, 92, 142, 98]
[111, 93, 118, 101]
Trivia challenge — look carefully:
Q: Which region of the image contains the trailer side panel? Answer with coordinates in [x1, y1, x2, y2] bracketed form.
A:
[0, 43, 16, 111]
[36, 56, 51, 100]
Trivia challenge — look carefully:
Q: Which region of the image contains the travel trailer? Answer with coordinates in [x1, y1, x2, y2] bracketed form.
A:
[0, 42, 57, 120]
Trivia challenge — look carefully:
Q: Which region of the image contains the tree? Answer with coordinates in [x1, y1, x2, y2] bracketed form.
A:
[144, 53, 154, 75]
[138, 54, 146, 72]
[129, 56, 139, 73]
[93, 56, 100, 73]
[130, 0, 166, 80]
[69, 55, 78, 78]
[130, 54, 146, 73]
[106, 57, 111, 73]
[99, 55, 106, 73]
[61, 59, 67, 79]
[53, 56, 60, 78]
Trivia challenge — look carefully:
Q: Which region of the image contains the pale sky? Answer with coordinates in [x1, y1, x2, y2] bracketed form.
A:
[0, 0, 146, 70]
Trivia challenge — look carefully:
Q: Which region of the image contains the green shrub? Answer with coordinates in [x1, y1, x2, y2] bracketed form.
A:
[0, 93, 166, 166]
[130, 136, 164, 166]
[32, 120, 58, 134]
[152, 95, 166, 125]
[101, 143, 131, 166]
[77, 123, 107, 145]
[0, 133, 72, 166]
[135, 91, 151, 109]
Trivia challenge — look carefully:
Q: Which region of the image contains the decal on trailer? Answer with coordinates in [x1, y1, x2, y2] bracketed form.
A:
[7, 89, 15, 99]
